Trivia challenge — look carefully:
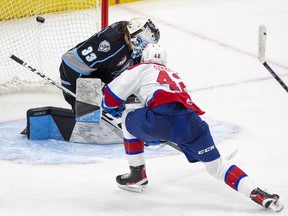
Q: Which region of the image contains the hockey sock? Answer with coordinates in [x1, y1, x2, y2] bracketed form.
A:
[224, 165, 248, 191]
[124, 138, 145, 167]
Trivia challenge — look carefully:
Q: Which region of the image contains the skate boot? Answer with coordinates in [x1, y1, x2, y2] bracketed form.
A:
[116, 165, 148, 193]
[250, 187, 284, 212]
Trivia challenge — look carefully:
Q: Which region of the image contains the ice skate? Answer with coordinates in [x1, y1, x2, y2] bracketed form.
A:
[116, 165, 148, 193]
[250, 187, 284, 212]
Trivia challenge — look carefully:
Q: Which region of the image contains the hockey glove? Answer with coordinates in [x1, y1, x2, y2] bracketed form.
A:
[102, 100, 125, 118]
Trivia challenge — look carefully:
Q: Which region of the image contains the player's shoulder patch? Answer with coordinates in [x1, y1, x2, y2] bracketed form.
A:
[98, 40, 111, 52]
[117, 55, 127, 66]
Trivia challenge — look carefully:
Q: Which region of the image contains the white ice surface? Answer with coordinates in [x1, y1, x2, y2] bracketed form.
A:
[0, 0, 288, 215]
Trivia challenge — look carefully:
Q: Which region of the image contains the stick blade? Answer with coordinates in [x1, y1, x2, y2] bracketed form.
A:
[258, 25, 267, 63]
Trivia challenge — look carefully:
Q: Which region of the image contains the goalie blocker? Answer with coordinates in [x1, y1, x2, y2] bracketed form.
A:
[22, 78, 122, 144]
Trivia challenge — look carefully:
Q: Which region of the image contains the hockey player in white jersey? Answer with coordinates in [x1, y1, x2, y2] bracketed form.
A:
[101, 44, 284, 212]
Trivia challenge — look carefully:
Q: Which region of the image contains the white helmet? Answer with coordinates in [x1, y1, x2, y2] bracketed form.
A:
[128, 18, 147, 35]
[141, 44, 167, 65]
[128, 18, 160, 59]
[128, 18, 160, 43]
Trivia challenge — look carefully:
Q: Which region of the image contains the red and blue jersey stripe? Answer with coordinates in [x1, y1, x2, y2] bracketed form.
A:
[103, 85, 124, 107]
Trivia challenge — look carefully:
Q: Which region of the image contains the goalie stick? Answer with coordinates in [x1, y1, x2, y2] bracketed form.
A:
[10, 54, 238, 159]
[258, 25, 288, 93]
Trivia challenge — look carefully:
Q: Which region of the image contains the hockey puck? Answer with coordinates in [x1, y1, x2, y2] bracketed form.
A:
[36, 16, 45, 23]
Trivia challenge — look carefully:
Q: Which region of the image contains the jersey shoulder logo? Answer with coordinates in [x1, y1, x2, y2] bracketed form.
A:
[117, 55, 127, 66]
[186, 98, 193, 105]
[98, 40, 111, 52]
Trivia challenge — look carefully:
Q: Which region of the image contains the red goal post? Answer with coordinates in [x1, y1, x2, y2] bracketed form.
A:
[102, 0, 109, 29]
[0, 0, 109, 94]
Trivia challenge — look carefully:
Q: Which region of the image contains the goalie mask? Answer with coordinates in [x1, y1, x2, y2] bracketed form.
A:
[141, 44, 167, 66]
[128, 18, 160, 59]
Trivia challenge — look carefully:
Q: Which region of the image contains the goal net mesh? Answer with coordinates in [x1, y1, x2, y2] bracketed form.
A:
[0, 0, 102, 94]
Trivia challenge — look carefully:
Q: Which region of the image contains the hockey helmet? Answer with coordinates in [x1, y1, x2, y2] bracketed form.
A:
[128, 18, 160, 43]
[128, 18, 160, 59]
[141, 44, 167, 66]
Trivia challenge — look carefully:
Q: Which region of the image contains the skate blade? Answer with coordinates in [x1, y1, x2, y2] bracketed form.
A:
[269, 200, 284, 212]
[117, 184, 146, 193]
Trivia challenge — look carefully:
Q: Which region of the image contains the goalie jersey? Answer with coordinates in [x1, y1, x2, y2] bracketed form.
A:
[61, 21, 135, 84]
[103, 63, 204, 115]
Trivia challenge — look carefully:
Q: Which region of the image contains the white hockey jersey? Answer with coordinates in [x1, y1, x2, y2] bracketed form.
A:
[103, 63, 204, 115]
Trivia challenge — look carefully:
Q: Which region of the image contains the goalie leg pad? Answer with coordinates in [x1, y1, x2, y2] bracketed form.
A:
[26, 107, 75, 141]
[75, 78, 102, 123]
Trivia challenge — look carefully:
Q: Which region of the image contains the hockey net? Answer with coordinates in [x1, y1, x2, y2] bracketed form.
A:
[0, 0, 108, 94]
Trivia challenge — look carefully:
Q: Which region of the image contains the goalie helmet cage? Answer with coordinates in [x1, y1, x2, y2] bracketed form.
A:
[0, 0, 108, 94]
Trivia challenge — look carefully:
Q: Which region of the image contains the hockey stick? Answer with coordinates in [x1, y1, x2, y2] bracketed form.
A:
[10, 54, 77, 97]
[258, 25, 288, 93]
[10, 54, 239, 159]
[10, 54, 125, 134]
[9, 54, 183, 152]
